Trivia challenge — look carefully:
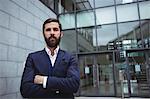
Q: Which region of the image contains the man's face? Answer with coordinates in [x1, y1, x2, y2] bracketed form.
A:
[43, 22, 63, 48]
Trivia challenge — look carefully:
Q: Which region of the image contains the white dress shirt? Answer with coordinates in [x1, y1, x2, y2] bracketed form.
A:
[45, 46, 59, 67]
[43, 46, 59, 88]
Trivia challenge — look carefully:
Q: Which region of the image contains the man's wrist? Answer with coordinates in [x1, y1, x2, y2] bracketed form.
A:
[43, 76, 48, 88]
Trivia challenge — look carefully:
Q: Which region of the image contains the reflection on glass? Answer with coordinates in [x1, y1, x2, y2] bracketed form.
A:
[88, 0, 94, 8]
[77, 10, 94, 28]
[59, 13, 75, 29]
[116, 3, 139, 22]
[96, 53, 115, 96]
[77, 28, 95, 52]
[114, 51, 128, 97]
[139, 1, 150, 20]
[60, 0, 75, 13]
[127, 51, 150, 97]
[94, 0, 114, 8]
[116, 0, 137, 4]
[141, 20, 150, 48]
[79, 53, 115, 96]
[60, 30, 77, 53]
[96, 6, 116, 25]
[76, 0, 93, 10]
[117, 20, 150, 49]
[117, 21, 139, 50]
[138, 0, 146, 1]
[96, 24, 117, 51]
[79, 55, 95, 96]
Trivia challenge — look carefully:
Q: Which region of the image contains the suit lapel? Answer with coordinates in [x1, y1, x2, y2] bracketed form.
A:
[54, 49, 65, 68]
[40, 49, 53, 75]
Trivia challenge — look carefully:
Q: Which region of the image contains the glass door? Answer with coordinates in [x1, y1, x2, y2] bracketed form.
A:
[114, 50, 130, 97]
[96, 52, 115, 96]
[78, 52, 115, 96]
[79, 54, 96, 96]
[126, 49, 150, 97]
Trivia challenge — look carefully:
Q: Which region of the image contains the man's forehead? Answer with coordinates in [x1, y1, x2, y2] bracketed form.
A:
[45, 22, 59, 27]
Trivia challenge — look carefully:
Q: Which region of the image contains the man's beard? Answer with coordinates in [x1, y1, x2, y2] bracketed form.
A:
[44, 34, 61, 48]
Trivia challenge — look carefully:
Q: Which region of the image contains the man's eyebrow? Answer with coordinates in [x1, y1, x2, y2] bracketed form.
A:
[45, 28, 51, 31]
[53, 27, 59, 29]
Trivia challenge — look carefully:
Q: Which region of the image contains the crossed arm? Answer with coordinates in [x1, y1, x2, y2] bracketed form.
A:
[20, 54, 80, 98]
[34, 75, 44, 84]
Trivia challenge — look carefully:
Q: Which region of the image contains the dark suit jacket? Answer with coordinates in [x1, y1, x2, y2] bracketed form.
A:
[20, 49, 80, 99]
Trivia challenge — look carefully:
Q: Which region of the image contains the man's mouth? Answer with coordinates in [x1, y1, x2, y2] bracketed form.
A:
[49, 37, 56, 42]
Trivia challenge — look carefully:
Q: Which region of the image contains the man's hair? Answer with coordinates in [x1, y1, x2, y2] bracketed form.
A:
[42, 18, 62, 33]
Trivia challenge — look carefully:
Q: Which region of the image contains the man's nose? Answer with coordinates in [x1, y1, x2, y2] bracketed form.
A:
[50, 34, 55, 37]
[50, 29, 54, 34]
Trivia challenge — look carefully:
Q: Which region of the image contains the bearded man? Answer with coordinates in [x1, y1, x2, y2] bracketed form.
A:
[20, 18, 80, 99]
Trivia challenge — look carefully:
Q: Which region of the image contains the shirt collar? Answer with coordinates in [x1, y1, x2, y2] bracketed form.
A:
[45, 46, 59, 56]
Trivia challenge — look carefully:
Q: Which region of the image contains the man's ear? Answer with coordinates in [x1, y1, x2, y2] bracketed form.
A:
[60, 32, 64, 38]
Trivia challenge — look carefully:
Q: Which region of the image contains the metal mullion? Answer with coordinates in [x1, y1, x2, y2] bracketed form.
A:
[137, 0, 144, 48]
[113, 51, 117, 96]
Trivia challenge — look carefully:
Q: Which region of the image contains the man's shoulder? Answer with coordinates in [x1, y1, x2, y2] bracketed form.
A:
[59, 49, 72, 55]
[59, 49, 76, 58]
[28, 49, 45, 56]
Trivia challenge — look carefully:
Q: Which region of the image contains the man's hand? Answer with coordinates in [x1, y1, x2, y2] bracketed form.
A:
[34, 75, 44, 84]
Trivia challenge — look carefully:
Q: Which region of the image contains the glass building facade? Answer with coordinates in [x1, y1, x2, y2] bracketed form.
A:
[40, 0, 150, 98]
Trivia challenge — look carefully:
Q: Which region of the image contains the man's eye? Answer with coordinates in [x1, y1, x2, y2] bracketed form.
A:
[46, 28, 51, 31]
[53, 28, 59, 31]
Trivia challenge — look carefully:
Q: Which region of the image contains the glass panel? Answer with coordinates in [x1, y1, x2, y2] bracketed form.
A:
[88, 0, 94, 8]
[77, 10, 94, 28]
[138, 0, 147, 1]
[139, 1, 150, 20]
[76, 0, 93, 11]
[79, 53, 115, 96]
[141, 20, 150, 48]
[97, 24, 118, 51]
[116, 3, 139, 22]
[79, 55, 95, 96]
[96, 6, 116, 25]
[59, 13, 75, 29]
[60, 0, 75, 13]
[94, 0, 114, 8]
[77, 27, 96, 52]
[116, 0, 137, 4]
[60, 29, 77, 53]
[117, 21, 140, 50]
[127, 50, 150, 97]
[59, 2, 65, 14]
[97, 53, 115, 96]
[114, 51, 129, 97]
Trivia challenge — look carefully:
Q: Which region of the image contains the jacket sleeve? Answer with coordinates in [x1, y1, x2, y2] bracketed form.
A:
[46, 54, 80, 93]
[20, 54, 46, 98]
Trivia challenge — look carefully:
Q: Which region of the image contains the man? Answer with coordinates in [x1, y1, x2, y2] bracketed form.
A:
[20, 18, 80, 99]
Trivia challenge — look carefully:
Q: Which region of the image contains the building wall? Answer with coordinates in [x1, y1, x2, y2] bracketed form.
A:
[0, 0, 56, 99]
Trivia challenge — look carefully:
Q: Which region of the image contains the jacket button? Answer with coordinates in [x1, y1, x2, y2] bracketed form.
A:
[56, 90, 59, 94]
